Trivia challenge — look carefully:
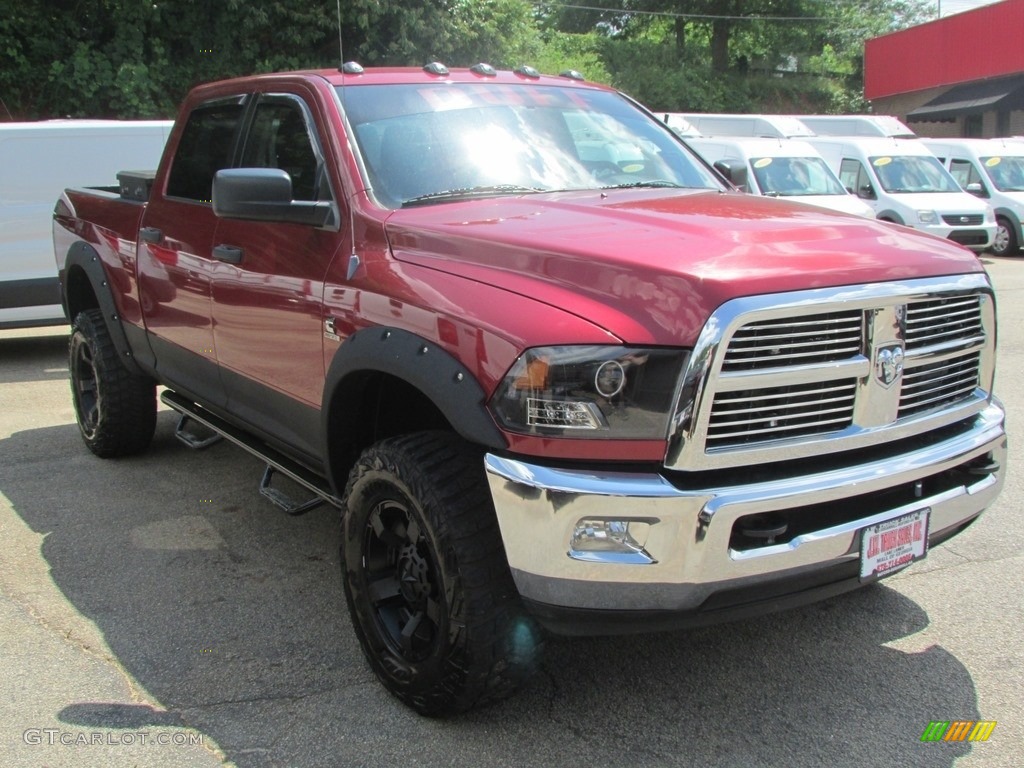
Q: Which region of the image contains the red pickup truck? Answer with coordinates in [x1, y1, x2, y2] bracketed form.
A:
[53, 63, 1006, 716]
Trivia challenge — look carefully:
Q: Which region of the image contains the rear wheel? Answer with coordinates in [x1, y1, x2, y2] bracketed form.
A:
[69, 309, 156, 457]
[340, 431, 540, 716]
[992, 216, 1019, 256]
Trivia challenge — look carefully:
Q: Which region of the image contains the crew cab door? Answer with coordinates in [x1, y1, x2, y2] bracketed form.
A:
[138, 95, 248, 405]
[210, 92, 344, 460]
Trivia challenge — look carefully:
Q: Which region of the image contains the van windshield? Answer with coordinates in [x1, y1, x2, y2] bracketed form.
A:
[869, 155, 961, 194]
[980, 156, 1024, 192]
[750, 156, 846, 196]
[340, 83, 722, 208]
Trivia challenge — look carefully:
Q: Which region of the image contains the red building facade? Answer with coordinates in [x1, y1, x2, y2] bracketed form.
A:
[865, 0, 1024, 137]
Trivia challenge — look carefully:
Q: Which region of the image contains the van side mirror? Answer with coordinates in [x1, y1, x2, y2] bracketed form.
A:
[965, 181, 989, 198]
[858, 183, 877, 200]
[714, 160, 748, 192]
[213, 168, 333, 227]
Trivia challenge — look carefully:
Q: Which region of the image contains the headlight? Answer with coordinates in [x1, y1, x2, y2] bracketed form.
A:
[491, 345, 688, 439]
[917, 210, 938, 224]
[984, 205, 995, 223]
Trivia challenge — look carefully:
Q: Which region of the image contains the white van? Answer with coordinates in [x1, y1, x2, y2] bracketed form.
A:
[807, 136, 996, 252]
[921, 138, 1024, 256]
[660, 113, 701, 138]
[796, 115, 916, 139]
[677, 113, 814, 140]
[686, 137, 875, 217]
[0, 119, 172, 329]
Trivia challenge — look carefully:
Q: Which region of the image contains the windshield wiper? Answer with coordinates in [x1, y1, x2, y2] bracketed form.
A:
[402, 184, 542, 207]
[600, 180, 685, 190]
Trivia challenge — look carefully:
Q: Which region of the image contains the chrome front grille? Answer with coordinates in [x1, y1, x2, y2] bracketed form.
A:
[899, 351, 980, 418]
[707, 379, 857, 445]
[721, 311, 862, 371]
[905, 295, 982, 350]
[665, 276, 996, 471]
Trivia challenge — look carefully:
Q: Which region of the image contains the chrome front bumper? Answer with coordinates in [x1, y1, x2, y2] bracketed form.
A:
[485, 403, 1006, 626]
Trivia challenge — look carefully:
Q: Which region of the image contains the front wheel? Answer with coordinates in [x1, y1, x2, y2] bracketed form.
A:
[992, 216, 1020, 257]
[340, 432, 540, 716]
[69, 308, 156, 457]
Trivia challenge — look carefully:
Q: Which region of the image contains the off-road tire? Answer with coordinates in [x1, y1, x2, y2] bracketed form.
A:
[992, 216, 1020, 257]
[69, 308, 156, 457]
[340, 431, 540, 716]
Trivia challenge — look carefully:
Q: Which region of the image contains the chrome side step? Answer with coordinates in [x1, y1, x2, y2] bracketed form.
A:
[161, 390, 342, 514]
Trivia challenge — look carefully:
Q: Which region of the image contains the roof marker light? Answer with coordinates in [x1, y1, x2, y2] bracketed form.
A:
[423, 62, 449, 76]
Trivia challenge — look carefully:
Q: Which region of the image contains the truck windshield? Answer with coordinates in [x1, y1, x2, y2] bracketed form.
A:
[868, 155, 961, 194]
[980, 156, 1024, 192]
[750, 156, 847, 196]
[339, 83, 722, 208]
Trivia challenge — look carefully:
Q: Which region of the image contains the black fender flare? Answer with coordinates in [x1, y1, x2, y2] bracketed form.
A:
[876, 210, 905, 225]
[63, 241, 148, 376]
[321, 326, 508, 474]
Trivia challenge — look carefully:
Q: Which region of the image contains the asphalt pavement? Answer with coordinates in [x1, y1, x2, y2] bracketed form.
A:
[2, 255, 1022, 768]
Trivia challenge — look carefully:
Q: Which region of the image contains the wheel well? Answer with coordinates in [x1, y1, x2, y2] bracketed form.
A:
[326, 371, 455, 490]
[65, 263, 100, 322]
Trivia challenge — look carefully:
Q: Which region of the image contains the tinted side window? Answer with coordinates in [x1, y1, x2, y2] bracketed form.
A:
[166, 100, 246, 202]
[950, 159, 982, 188]
[241, 100, 321, 202]
[839, 159, 864, 192]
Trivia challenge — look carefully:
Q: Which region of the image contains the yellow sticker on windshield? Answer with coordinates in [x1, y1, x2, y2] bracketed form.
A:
[753, 157, 773, 168]
[986, 157, 1002, 167]
[873, 157, 892, 166]
[621, 164, 644, 173]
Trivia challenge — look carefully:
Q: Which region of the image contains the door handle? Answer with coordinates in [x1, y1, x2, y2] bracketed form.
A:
[213, 244, 244, 264]
[140, 227, 162, 244]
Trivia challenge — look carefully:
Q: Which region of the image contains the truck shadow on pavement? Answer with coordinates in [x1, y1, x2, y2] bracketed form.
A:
[0, 333, 69, 384]
[1, 413, 982, 768]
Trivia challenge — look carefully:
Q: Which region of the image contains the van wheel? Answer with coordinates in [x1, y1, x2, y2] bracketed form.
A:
[340, 431, 540, 716]
[992, 217, 1019, 256]
[69, 309, 156, 457]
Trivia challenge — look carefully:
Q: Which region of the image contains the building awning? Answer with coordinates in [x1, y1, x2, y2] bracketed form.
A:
[908, 75, 1024, 122]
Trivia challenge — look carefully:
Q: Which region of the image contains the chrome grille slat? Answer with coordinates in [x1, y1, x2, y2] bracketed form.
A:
[900, 383, 978, 411]
[722, 310, 862, 372]
[707, 415, 853, 441]
[711, 397, 856, 421]
[722, 345, 862, 366]
[898, 351, 980, 418]
[707, 379, 857, 445]
[909, 330, 984, 347]
[714, 382, 854, 406]
[905, 296, 982, 351]
[906, 305, 977, 324]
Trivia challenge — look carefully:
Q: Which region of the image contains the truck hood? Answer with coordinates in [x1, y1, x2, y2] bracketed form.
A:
[785, 194, 876, 218]
[384, 189, 985, 346]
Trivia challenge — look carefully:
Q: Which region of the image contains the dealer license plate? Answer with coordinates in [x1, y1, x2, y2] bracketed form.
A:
[859, 509, 930, 582]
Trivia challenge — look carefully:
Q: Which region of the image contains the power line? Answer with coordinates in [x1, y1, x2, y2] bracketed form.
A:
[533, 1, 833, 22]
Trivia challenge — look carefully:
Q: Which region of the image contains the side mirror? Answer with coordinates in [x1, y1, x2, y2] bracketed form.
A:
[714, 160, 748, 192]
[213, 168, 333, 227]
[965, 181, 989, 198]
[858, 183, 877, 200]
